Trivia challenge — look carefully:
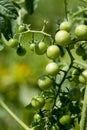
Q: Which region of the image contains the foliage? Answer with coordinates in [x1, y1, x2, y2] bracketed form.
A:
[1, 0, 87, 130]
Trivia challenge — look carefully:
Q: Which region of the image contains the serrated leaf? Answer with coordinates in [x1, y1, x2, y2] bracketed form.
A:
[0, 0, 18, 19]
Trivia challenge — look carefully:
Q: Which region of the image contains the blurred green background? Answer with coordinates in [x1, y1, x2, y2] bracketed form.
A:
[0, 0, 85, 129]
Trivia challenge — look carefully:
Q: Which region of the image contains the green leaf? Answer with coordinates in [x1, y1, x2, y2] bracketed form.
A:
[25, 0, 34, 14]
[0, 42, 4, 51]
[25, 0, 39, 14]
[0, 0, 18, 19]
[23, 103, 36, 125]
[0, 16, 6, 34]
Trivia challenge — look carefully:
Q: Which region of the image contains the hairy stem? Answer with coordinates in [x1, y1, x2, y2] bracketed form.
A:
[80, 83, 87, 130]
[0, 99, 34, 130]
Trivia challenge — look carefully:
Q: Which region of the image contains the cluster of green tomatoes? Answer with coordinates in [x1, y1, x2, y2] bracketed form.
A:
[28, 21, 87, 130]
[1, 20, 87, 130]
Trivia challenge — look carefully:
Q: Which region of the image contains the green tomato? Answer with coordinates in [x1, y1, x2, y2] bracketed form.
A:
[72, 69, 81, 82]
[35, 41, 47, 55]
[16, 45, 26, 56]
[8, 38, 18, 48]
[51, 124, 60, 130]
[46, 62, 59, 76]
[79, 70, 87, 83]
[29, 43, 35, 51]
[76, 46, 85, 56]
[31, 96, 45, 109]
[33, 113, 42, 122]
[46, 45, 60, 59]
[75, 24, 87, 40]
[18, 25, 26, 32]
[55, 30, 71, 46]
[59, 115, 71, 125]
[60, 21, 72, 32]
[38, 75, 52, 90]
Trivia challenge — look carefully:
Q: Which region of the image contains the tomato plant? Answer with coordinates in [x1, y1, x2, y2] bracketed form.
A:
[1, 0, 87, 130]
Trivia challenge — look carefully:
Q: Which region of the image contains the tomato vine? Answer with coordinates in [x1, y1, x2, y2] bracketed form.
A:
[1, 0, 87, 130]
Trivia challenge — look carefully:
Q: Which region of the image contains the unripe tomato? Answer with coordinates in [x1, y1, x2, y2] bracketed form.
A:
[35, 41, 47, 55]
[72, 69, 81, 82]
[51, 124, 60, 130]
[79, 70, 87, 83]
[76, 46, 85, 56]
[16, 45, 26, 56]
[18, 25, 26, 32]
[31, 96, 45, 109]
[33, 113, 42, 122]
[38, 75, 52, 90]
[46, 45, 60, 59]
[29, 43, 35, 51]
[8, 38, 18, 48]
[75, 24, 87, 40]
[59, 115, 71, 125]
[60, 21, 72, 32]
[46, 62, 59, 76]
[55, 30, 71, 46]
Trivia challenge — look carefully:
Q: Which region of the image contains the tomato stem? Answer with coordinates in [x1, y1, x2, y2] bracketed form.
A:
[14, 29, 51, 38]
[0, 99, 34, 130]
[80, 83, 87, 130]
[71, 7, 87, 19]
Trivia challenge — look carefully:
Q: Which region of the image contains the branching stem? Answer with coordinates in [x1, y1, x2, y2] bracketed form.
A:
[14, 29, 51, 39]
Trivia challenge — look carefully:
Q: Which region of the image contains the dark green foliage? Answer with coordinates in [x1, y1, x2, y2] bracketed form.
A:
[0, 0, 18, 39]
[0, 0, 18, 19]
[25, 0, 34, 14]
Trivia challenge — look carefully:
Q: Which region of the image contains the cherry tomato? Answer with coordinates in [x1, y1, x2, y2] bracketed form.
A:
[55, 30, 71, 46]
[46, 62, 59, 76]
[72, 68, 81, 82]
[79, 70, 87, 83]
[33, 113, 42, 122]
[18, 25, 26, 32]
[38, 75, 52, 90]
[76, 46, 85, 56]
[16, 45, 26, 56]
[35, 41, 47, 55]
[51, 124, 60, 130]
[60, 21, 72, 32]
[31, 96, 45, 109]
[8, 38, 18, 48]
[29, 43, 35, 51]
[75, 24, 87, 40]
[59, 115, 71, 125]
[46, 45, 60, 59]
